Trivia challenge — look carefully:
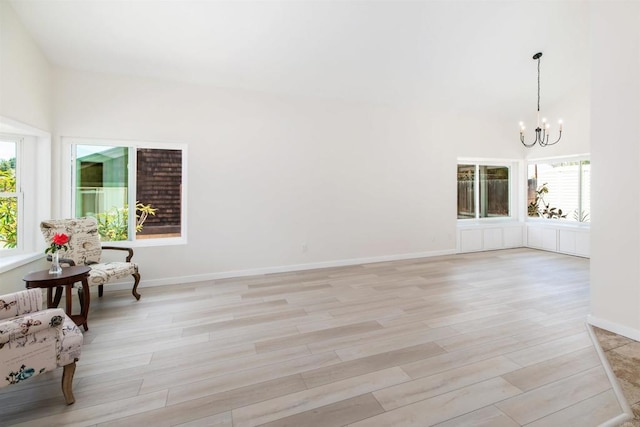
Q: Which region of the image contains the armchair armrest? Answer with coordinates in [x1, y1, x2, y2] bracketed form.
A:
[46, 254, 76, 266]
[102, 246, 135, 262]
[0, 308, 66, 344]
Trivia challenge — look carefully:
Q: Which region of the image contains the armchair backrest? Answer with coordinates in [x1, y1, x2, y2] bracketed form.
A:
[40, 217, 102, 266]
[0, 288, 43, 320]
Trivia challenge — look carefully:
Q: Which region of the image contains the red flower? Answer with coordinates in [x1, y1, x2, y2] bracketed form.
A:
[52, 233, 69, 245]
[45, 233, 70, 254]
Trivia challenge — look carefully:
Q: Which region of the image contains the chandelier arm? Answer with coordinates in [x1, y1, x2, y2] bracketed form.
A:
[539, 134, 548, 147]
[546, 131, 562, 146]
[520, 134, 538, 148]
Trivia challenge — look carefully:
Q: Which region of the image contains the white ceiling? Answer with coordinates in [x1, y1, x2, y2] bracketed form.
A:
[10, 0, 591, 115]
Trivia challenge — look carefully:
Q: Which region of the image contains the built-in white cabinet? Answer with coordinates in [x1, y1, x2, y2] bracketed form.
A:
[526, 222, 590, 257]
[459, 228, 483, 252]
[457, 221, 590, 258]
[457, 223, 524, 253]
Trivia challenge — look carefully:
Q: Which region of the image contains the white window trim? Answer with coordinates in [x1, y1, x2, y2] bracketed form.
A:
[457, 157, 523, 223]
[63, 137, 188, 247]
[0, 116, 51, 271]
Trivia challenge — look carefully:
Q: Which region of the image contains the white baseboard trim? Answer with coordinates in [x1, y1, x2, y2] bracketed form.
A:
[102, 249, 457, 292]
[587, 315, 640, 342]
[584, 322, 634, 427]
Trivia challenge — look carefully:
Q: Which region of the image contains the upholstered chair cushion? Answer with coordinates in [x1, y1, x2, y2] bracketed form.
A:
[0, 289, 82, 404]
[87, 262, 138, 286]
[0, 308, 66, 344]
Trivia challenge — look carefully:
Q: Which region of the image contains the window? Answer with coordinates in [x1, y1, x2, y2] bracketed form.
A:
[69, 139, 186, 244]
[0, 120, 50, 268]
[527, 158, 590, 222]
[0, 137, 20, 252]
[458, 162, 511, 219]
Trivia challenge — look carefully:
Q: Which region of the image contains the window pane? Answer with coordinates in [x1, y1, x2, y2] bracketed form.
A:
[580, 160, 591, 222]
[0, 197, 18, 249]
[479, 166, 509, 218]
[457, 165, 475, 219]
[528, 162, 579, 220]
[136, 148, 182, 239]
[76, 145, 129, 241]
[527, 164, 538, 217]
[0, 141, 17, 249]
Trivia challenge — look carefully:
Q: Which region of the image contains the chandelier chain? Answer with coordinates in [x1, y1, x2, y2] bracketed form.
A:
[537, 56, 541, 113]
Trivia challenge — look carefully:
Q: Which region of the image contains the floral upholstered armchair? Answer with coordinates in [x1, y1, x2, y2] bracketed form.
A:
[0, 288, 83, 404]
[40, 217, 142, 300]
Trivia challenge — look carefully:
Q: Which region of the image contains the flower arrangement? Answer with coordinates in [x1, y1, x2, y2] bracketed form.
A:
[45, 233, 69, 254]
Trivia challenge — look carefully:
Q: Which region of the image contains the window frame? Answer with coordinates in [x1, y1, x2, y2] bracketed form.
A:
[526, 154, 591, 225]
[457, 158, 520, 223]
[64, 137, 188, 247]
[0, 116, 51, 272]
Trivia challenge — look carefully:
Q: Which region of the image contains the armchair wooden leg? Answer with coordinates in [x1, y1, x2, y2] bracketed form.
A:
[98, 284, 104, 298]
[62, 361, 77, 405]
[132, 272, 141, 300]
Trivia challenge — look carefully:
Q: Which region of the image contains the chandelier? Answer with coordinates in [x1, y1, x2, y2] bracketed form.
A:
[519, 52, 562, 147]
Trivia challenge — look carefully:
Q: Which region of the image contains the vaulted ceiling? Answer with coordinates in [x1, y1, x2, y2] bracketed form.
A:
[10, 0, 590, 119]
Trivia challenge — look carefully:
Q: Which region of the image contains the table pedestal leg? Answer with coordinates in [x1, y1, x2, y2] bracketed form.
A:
[46, 287, 63, 308]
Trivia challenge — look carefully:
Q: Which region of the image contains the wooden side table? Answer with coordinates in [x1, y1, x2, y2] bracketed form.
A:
[23, 266, 91, 331]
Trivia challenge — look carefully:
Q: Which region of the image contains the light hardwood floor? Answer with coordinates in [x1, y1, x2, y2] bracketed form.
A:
[0, 248, 625, 426]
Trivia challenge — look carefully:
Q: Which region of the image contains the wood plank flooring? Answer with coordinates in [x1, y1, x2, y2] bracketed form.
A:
[0, 248, 625, 426]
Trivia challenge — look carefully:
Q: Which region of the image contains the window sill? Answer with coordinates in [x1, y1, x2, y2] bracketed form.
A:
[0, 252, 44, 274]
[100, 237, 187, 248]
[457, 218, 521, 228]
[526, 219, 591, 229]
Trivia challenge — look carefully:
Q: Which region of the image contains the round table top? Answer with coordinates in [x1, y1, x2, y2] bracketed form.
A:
[23, 265, 91, 283]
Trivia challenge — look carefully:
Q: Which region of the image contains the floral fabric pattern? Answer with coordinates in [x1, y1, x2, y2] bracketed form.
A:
[87, 262, 138, 286]
[0, 289, 82, 389]
[0, 308, 65, 344]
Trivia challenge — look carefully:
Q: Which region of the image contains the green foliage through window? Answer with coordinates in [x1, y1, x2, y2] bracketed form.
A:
[95, 202, 157, 241]
[528, 183, 567, 219]
[0, 167, 17, 248]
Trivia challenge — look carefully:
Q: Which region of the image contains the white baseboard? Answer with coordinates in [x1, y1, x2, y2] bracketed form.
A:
[587, 315, 640, 342]
[105, 248, 458, 291]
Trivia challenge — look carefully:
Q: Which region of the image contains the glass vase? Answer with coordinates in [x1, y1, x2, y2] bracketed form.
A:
[48, 251, 62, 275]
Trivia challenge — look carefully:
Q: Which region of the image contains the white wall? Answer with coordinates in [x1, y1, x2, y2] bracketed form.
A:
[0, 1, 51, 131]
[0, 2, 52, 294]
[52, 67, 526, 286]
[589, 1, 640, 340]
